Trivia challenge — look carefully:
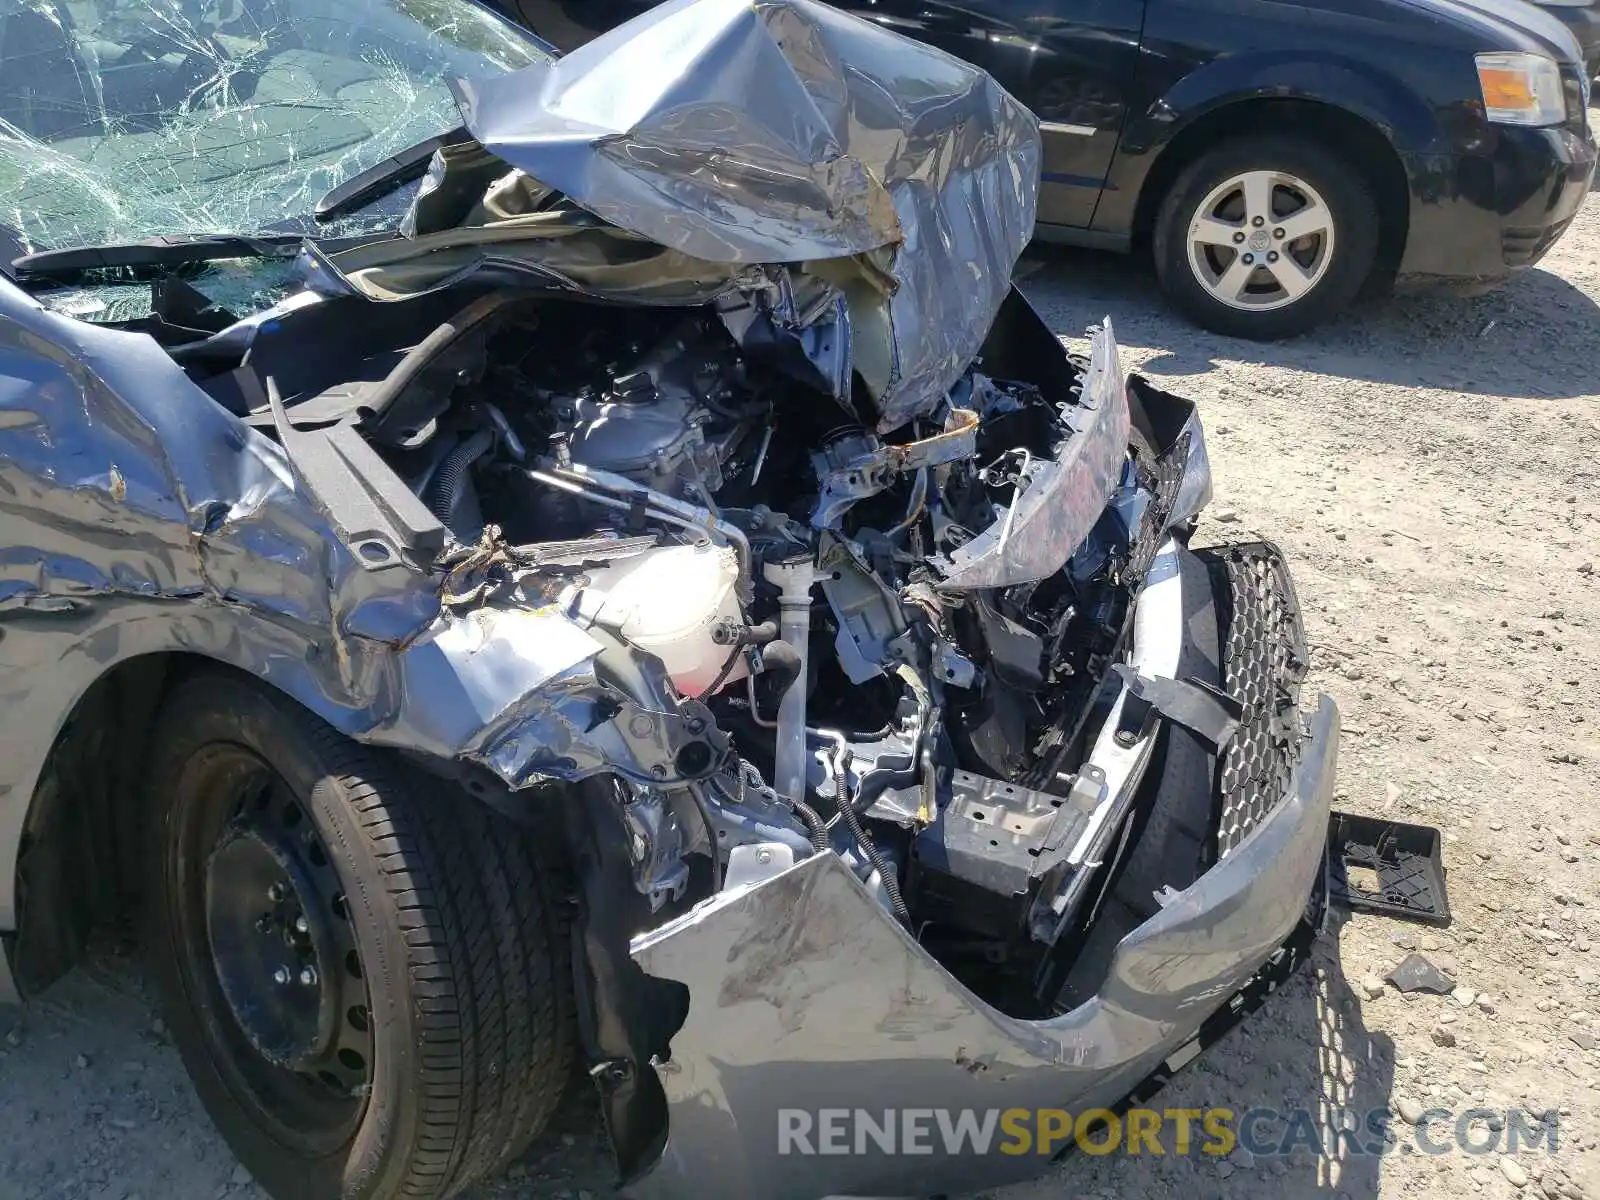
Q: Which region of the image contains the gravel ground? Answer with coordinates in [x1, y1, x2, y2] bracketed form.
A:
[3, 163, 1599, 1200]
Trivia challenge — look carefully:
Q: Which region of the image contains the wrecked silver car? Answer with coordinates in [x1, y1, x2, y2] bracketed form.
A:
[0, 0, 1339, 1197]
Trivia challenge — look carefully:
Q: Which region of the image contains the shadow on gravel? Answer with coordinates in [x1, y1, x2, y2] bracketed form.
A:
[0, 926, 1399, 1200]
[1250, 916, 1400, 1198]
[1018, 244, 1600, 401]
[1027, 916, 1398, 1200]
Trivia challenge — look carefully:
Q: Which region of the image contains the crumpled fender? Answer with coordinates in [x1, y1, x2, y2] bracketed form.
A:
[0, 278, 692, 943]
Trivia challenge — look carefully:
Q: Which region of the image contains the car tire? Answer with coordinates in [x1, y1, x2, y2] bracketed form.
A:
[143, 670, 572, 1200]
[1051, 545, 1221, 1011]
[1153, 135, 1380, 339]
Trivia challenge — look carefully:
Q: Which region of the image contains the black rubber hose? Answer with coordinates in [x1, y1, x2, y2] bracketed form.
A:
[683, 784, 723, 893]
[793, 799, 831, 854]
[831, 751, 912, 926]
[825, 759, 918, 829]
[364, 291, 517, 423]
[424, 427, 494, 521]
[699, 619, 782, 699]
[810, 721, 897, 743]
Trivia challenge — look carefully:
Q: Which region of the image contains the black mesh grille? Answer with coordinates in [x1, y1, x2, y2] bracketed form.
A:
[1205, 542, 1309, 857]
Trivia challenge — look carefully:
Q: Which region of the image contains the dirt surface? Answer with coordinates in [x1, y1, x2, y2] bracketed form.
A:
[3, 168, 1599, 1200]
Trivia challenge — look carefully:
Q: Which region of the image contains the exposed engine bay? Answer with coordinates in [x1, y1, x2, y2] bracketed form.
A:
[197, 277, 1213, 1011]
[0, 2, 1336, 1195]
[15, 0, 1221, 1017]
[0, 0, 1220, 1019]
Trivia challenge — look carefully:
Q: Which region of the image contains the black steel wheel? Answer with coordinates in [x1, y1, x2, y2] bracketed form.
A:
[181, 745, 374, 1152]
[145, 669, 572, 1199]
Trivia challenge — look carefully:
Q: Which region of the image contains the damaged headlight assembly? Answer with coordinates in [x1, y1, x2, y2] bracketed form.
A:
[0, 0, 1337, 1197]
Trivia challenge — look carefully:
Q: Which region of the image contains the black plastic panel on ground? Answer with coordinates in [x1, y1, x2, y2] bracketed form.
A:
[1204, 541, 1310, 858]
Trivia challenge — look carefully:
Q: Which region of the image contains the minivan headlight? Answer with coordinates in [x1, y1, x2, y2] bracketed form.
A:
[1476, 52, 1566, 126]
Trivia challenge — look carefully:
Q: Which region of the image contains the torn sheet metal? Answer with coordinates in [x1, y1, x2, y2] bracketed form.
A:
[810, 407, 979, 529]
[451, 0, 1037, 264]
[0, 277, 712, 936]
[624, 697, 1340, 1200]
[936, 323, 1132, 590]
[323, 0, 1041, 430]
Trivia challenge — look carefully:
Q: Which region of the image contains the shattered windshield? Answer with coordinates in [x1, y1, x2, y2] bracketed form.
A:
[0, 0, 548, 254]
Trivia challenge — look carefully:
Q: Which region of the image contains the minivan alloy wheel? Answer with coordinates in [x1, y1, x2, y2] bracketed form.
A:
[1185, 169, 1336, 311]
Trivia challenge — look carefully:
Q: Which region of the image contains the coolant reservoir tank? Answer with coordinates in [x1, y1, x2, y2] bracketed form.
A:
[571, 543, 746, 698]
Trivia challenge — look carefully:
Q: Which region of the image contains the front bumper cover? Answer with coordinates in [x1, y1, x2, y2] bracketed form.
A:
[1398, 117, 1595, 287]
[624, 698, 1339, 1199]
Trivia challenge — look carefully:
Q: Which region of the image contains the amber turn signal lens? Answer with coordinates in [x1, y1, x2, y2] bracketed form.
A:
[1478, 68, 1536, 111]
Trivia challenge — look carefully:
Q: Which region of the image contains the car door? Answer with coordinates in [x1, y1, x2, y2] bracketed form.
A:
[500, 0, 1147, 231]
[843, 0, 1146, 229]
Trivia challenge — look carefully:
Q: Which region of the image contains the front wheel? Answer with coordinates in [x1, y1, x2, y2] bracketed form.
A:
[143, 670, 572, 1199]
[1153, 135, 1380, 340]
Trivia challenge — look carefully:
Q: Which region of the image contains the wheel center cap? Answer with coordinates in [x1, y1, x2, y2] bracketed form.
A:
[1248, 229, 1271, 251]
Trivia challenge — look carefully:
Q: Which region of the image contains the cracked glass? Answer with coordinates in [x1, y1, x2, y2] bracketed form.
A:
[0, 0, 548, 257]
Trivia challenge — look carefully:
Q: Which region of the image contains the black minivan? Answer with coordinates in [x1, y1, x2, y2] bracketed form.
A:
[490, 0, 1597, 338]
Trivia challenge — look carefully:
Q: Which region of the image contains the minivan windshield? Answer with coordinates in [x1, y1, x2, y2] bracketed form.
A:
[0, 0, 548, 255]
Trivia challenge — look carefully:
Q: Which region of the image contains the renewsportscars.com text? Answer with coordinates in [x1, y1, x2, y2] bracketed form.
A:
[776, 1106, 1560, 1158]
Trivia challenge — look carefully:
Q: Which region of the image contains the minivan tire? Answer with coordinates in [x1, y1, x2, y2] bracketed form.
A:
[1154, 134, 1380, 340]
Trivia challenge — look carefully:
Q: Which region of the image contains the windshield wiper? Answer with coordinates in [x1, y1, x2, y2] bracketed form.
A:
[11, 231, 390, 287]
[314, 125, 473, 223]
[12, 126, 476, 285]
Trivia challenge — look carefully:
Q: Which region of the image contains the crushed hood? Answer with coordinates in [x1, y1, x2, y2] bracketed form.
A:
[316, 0, 1040, 430]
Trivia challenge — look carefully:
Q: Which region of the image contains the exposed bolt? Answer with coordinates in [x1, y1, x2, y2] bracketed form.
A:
[294, 915, 309, 934]
[1251, 215, 1265, 227]
[589, 1058, 633, 1085]
[1241, 253, 1255, 265]
[268, 883, 288, 902]
[1273, 227, 1286, 239]
[272, 966, 290, 986]
[1231, 232, 1245, 244]
[299, 966, 319, 987]
[1267, 251, 1280, 263]
[756, 848, 773, 865]
[255, 915, 272, 933]
[1114, 729, 1139, 747]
